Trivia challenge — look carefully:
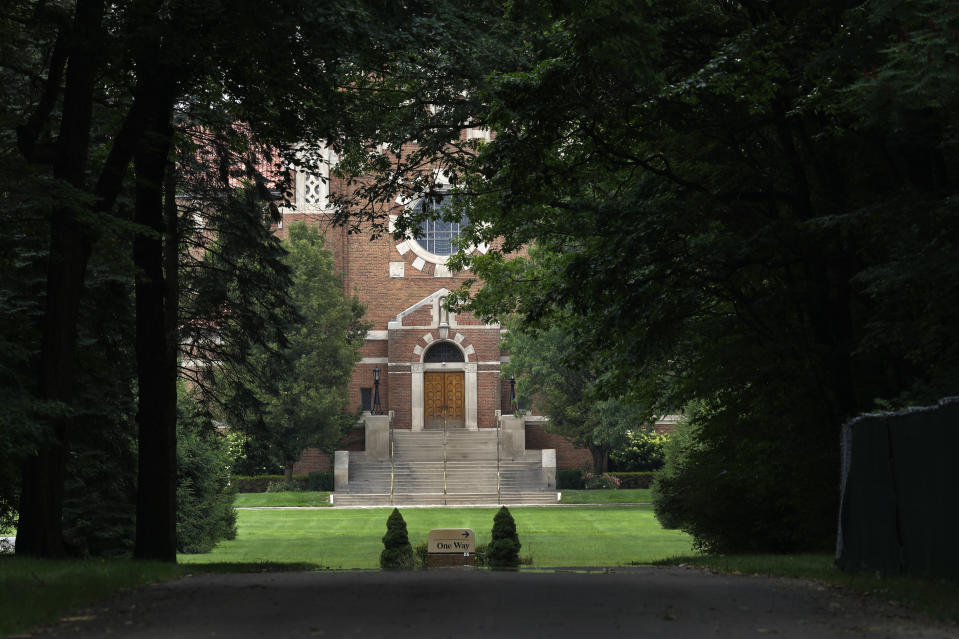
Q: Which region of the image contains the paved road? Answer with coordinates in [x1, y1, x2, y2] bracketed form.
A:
[28, 567, 958, 638]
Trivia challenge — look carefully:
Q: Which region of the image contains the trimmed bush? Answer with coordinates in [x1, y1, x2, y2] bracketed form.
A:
[232, 474, 308, 493]
[308, 471, 334, 491]
[380, 508, 414, 570]
[557, 469, 583, 489]
[488, 506, 521, 569]
[609, 471, 655, 489]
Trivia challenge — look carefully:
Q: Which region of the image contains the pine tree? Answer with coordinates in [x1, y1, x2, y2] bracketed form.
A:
[488, 506, 521, 569]
[380, 508, 414, 570]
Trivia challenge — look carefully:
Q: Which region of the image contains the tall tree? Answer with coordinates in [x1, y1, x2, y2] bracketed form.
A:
[16, 0, 109, 556]
[7, 0, 479, 559]
[502, 313, 636, 473]
[437, 0, 959, 551]
[218, 223, 368, 481]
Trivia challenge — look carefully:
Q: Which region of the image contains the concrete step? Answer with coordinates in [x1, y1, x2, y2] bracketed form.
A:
[332, 492, 559, 507]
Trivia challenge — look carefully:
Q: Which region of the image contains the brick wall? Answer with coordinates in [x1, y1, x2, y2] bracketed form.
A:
[524, 422, 593, 471]
[292, 427, 366, 475]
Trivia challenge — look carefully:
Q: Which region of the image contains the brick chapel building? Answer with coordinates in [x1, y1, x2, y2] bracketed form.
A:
[274, 142, 593, 477]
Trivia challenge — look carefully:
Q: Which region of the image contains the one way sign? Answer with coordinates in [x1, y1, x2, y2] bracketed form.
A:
[427, 528, 476, 554]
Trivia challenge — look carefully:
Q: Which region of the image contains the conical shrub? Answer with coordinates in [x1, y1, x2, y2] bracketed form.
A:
[380, 507, 414, 570]
[488, 506, 521, 569]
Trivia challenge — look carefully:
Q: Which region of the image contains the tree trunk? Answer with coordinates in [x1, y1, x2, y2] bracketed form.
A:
[132, 91, 178, 561]
[284, 464, 295, 484]
[16, 0, 105, 558]
[590, 446, 609, 475]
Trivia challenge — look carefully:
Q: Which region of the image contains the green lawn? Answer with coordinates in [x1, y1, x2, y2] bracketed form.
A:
[234, 491, 332, 507]
[559, 488, 652, 503]
[234, 489, 648, 507]
[179, 505, 693, 568]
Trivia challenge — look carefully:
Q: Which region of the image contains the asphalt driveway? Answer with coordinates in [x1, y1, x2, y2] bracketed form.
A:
[26, 567, 958, 638]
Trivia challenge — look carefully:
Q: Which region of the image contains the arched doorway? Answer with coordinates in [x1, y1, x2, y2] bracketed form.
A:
[423, 342, 466, 429]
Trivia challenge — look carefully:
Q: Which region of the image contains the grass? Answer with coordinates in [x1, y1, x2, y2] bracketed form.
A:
[234, 491, 332, 507]
[0, 557, 188, 638]
[559, 488, 652, 504]
[179, 504, 693, 568]
[656, 554, 959, 624]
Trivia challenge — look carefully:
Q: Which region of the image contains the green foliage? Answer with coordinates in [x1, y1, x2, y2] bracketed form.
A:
[610, 430, 669, 472]
[232, 475, 308, 493]
[608, 472, 655, 490]
[652, 406, 706, 531]
[502, 316, 648, 473]
[556, 469, 583, 490]
[651, 401, 837, 553]
[308, 472, 334, 492]
[217, 222, 368, 476]
[379, 508, 414, 570]
[266, 480, 305, 493]
[225, 424, 283, 478]
[437, 0, 959, 553]
[413, 541, 429, 570]
[473, 543, 489, 567]
[233, 492, 330, 508]
[488, 506, 521, 569]
[176, 392, 237, 554]
[584, 473, 621, 490]
[559, 489, 652, 504]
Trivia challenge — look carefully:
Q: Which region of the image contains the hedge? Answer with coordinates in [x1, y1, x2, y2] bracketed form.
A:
[609, 471, 655, 489]
[557, 469, 583, 489]
[232, 474, 309, 493]
[309, 471, 334, 491]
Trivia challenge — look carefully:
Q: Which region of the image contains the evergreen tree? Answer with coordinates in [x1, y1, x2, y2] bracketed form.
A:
[488, 506, 521, 570]
[5, 0, 482, 559]
[217, 222, 368, 480]
[176, 388, 237, 554]
[380, 508, 414, 570]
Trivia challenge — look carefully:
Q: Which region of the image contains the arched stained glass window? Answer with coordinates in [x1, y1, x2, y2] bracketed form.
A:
[423, 341, 464, 363]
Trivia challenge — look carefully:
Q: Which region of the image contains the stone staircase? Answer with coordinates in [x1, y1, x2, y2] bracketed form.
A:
[333, 429, 558, 506]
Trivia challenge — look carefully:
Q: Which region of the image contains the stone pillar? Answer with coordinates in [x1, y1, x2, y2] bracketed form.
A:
[364, 414, 391, 460]
[465, 362, 478, 431]
[411, 362, 424, 431]
[542, 449, 556, 490]
[498, 414, 526, 461]
[334, 450, 349, 492]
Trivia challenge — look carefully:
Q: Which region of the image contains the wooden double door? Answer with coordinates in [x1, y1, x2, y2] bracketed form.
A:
[424, 371, 465, 428]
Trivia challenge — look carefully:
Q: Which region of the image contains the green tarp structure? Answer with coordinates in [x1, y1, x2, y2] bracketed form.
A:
[836, 398, 959, 579]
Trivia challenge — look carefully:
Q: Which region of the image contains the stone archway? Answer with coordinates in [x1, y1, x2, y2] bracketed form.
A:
[411, 338, 478, 431]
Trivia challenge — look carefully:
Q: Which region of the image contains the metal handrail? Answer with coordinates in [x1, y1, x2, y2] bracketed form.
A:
[442, 405, 448, 505]
[389, 414, 395, 505]
[496, 417, 502, 504]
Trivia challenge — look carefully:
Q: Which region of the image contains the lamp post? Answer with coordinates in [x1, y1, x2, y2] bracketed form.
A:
[372, 367, 382, 415]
